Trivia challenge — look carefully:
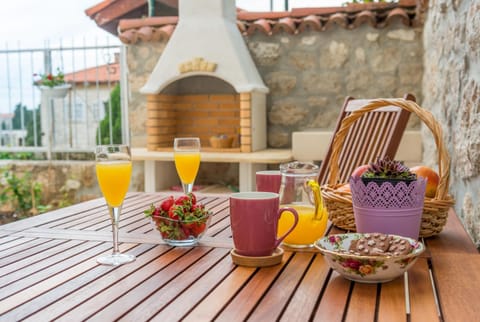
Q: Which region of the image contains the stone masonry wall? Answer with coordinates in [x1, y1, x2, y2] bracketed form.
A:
[127, 21, 424, 150]
[0, 160, 144, 218]
[423, 0, 480, 246]
[125, 21, 424, 189]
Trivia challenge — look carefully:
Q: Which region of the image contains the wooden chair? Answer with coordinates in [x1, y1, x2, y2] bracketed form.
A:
[317, 93, 415, 185]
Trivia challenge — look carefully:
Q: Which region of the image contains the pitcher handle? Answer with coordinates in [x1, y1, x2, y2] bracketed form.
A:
[274, 207, 299, 248]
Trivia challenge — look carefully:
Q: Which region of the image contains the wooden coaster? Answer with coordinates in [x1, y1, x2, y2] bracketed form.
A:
[230, 248, 284, 267]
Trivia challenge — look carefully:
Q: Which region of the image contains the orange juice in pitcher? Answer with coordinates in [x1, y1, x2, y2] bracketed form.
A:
[277, 162, 328, 248]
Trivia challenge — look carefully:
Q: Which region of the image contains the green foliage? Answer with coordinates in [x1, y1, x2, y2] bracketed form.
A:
[96, 84, 122, 145]
[33, 68, 66, 88]
[9, 103, 42, 147]
[0, 152, 36, 160]
[0, 166, 44, 217]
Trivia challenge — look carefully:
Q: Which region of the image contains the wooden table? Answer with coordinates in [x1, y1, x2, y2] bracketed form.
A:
[0, 193, 479, 321]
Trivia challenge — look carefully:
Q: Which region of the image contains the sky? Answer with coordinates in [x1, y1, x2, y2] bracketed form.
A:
[0, 0, 347, 48]
[0, 0, 346, 114]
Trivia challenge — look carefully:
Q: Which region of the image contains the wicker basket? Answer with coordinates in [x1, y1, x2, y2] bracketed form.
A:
[321, 98, 455, 237]
[209, 135, 234, 148]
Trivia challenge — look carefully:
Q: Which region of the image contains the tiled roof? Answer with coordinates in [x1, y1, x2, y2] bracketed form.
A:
[0, 113, 14, 120]
[64, 62, 120, 84]
[116, 0, 421, 45]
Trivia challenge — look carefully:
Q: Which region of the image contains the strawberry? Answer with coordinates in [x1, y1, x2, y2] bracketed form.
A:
[189, 222, 206, 237]
[160, 196, 175, 212]
[188, 192, 197, 205]
[175, 195, 191, 207]
[168, 204, 184, 220]
[144, 204, 158, 217]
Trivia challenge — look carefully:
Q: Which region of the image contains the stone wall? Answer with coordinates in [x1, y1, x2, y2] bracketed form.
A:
[423, 0, 480, 247]
[127, 22, 424, 150]
[125, 20, 424, 188]
[0, 161, 144, 216]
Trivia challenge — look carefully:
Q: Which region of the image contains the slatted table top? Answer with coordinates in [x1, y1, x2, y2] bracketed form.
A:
[0, 192, 479, 321]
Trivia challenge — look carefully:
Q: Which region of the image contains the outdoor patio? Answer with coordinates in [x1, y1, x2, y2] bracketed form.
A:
[0, 0, 479, 320]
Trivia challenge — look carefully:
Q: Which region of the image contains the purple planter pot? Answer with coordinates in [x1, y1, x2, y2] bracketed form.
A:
[349, 176, 427, 239]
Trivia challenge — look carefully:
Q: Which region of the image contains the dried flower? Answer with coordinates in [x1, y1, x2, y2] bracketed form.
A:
[33, 68, 66, 88]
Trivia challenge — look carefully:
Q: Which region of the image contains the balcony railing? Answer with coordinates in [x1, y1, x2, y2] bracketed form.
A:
[0, 40, 126, 159]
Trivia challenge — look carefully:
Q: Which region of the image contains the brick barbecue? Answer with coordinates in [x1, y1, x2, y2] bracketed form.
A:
[140, 0, 268, 152]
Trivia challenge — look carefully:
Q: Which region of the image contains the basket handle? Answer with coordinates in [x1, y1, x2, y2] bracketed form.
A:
[327, 98, 450, 200]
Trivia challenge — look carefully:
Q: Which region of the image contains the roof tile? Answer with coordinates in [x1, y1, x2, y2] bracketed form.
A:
[272, 17, 297, 35]
[298, 15, 323, 33]
[116, 2, 421, 44]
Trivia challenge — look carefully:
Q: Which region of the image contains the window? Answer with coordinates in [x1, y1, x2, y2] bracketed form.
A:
[73, 102, 85, 121]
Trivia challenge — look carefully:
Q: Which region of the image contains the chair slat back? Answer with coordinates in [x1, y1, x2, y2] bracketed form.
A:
[317, 94, 414, 185]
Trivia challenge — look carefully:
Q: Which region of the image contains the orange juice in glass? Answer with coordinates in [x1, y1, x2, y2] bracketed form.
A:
[174, 153, 200, 185]
[96, 161, 132, 207]
[277, 204, 327, 247]
[174, 137, 201, 194]
[95, 144, 135, 266]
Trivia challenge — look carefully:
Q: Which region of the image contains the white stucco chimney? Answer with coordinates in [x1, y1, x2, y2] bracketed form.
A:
[140, 0, 268, 94]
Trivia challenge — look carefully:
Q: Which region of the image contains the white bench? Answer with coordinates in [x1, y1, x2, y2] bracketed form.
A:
[131, 148, 293, 192]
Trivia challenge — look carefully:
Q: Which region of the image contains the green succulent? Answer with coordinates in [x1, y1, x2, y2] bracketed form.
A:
[362, 156, 416, 180]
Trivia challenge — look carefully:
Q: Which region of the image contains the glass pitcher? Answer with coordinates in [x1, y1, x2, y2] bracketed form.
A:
[277, 161, 328, 248]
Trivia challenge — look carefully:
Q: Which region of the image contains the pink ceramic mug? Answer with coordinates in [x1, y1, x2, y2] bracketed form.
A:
[229, 192, 299, 257]
[256, 170, 282, 193]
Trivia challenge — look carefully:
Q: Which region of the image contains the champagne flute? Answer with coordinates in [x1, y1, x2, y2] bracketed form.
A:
[95, 144, 135, 266]
[174, 137, 201, 194]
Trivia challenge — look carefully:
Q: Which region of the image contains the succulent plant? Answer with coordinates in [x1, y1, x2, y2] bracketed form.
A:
[362, 156, 416, 180]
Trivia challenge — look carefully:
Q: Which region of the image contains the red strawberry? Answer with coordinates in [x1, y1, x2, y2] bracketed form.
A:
[160, 196, 175, 212]
[181, 226, 191, 238]
[188, 193, 197, 205]
[175, 195, 191, 207]
[168, 204, 184, 220]
[189, 222, 206, 237]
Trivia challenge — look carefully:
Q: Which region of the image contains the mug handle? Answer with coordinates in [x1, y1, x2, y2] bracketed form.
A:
[274, 207, 299, 248]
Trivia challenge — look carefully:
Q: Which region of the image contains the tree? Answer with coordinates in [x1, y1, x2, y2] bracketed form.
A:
[96, 83, 122, 144]
[10, 103, 41, 146]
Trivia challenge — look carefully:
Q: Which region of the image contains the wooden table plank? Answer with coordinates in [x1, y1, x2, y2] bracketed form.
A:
[215, 252, 294, 321]
[0, 238, 66, 269]
[110, 247, 227, 321]
[425, 208, 478, 255]
[0, 236, 41, 256]
[249, 252, 316, 321]
[0, 239, 92, 291]
[182, 265, 257, 321]
[345, 282, 377, 322]
[407, 258, 440, 322]
[431, 253, 480, 321]
[150, 251, 235, 321]
[377, 275, 406, 322]
[280, 253, 331, 321]
[24, 243, 170, 321]
[0, 236, 36, 251]
[53, 246, 203, 321]
[312, 271, 351, 322]
[0, 242, 138, 319]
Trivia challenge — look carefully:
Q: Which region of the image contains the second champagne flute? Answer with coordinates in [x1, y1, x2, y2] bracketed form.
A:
[174, 137, 201, 194]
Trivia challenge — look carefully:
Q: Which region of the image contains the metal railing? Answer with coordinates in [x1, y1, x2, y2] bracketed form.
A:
[0, 40, 125, 159]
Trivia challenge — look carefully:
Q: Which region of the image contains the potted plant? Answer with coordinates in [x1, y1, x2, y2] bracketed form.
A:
[349, 156, 426, 239]
[360, 156, 417, 186]
[33, 68, 71, 99]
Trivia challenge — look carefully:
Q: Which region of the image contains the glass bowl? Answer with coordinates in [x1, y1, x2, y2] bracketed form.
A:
[151, 213, 212, 246]
[315, 233, 425, 283]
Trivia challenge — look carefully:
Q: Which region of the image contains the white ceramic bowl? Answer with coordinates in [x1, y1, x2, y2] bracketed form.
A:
[315, 233, 425, 283]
